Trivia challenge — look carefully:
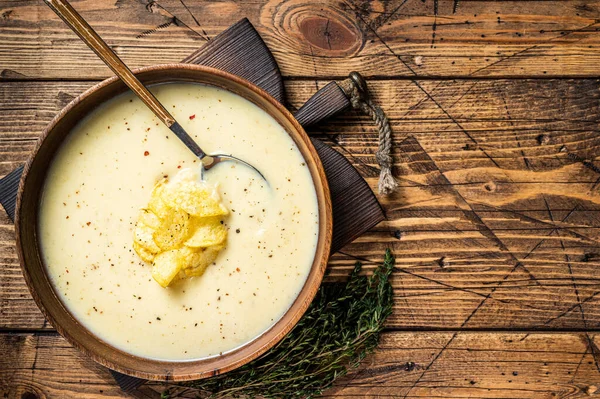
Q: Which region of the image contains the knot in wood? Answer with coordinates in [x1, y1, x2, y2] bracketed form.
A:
[484, 181, 497, 192]
[268, 2, 363, 57]
[298, 15, 359, 52]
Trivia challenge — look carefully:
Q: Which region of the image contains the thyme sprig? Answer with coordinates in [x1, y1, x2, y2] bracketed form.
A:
[162, 249, 394, 399]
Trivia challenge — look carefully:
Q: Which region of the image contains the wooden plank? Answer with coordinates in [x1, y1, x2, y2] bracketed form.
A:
[2, 331, 600, 398]
[1, 79, 600, 330]
[1, 0, 600, 79]
[325, 332, 600, 399]
[0, 332, 159, 399]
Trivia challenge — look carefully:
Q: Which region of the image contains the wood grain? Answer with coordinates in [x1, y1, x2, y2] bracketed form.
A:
[43, 0, 181, 129]
[1, 1, 600, 79]
[3, 2, 600, 396]
[1, 78, 600, 330]
[3, 331, 600, 399]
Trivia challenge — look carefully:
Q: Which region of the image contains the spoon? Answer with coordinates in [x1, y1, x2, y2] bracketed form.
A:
[43, 0, 266, 181]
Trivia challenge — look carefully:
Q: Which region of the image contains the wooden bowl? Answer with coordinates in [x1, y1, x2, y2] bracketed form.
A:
[15, 64, 332, 381]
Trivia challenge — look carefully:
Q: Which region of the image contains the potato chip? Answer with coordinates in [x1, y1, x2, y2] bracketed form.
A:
[182, 265, 208, 278]
[162, 181, 228, 217]
[199, 245, 222, 266]
[134, 222, 161, 253]
[133, 241, 155, 263]
[184, 216, 227, 248]
[152, 208, 191, 250]
[176, 246, 198, 267]
[138, 209, 160, 229]
[152, 249, 185, 288]
[135, 172, 228, 287]
[147, 179, 171, 219]
[182, 246, 223, 277]
[176, 246, 205, 276]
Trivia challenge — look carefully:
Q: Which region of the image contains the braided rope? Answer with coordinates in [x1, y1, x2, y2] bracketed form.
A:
[340, 74, 398, 195]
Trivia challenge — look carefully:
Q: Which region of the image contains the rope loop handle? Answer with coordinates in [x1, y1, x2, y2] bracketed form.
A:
[338, 72, 398, 196]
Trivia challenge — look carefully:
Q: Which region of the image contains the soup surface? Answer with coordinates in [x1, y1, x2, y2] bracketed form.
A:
[38, 83, 319, 360]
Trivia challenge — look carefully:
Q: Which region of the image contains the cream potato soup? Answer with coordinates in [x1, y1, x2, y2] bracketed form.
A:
[38, 83, 319, 360]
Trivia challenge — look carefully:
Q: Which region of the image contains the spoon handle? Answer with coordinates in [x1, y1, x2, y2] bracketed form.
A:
[44, 0, 207, 158]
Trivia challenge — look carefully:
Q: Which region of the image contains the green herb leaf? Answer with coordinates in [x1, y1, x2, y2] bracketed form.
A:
[162, 249, 394, 399]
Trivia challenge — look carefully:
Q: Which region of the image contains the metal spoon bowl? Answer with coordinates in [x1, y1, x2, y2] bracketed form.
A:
[202, 154, 266, 180]
[168, 122, 267, 181]
[44, 0, 266, 182]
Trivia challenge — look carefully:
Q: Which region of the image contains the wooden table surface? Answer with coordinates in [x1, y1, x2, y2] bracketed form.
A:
[2, 0, 600, 398]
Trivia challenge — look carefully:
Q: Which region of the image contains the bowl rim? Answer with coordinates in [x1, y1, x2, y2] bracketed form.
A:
[15, 63, 332, 381]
